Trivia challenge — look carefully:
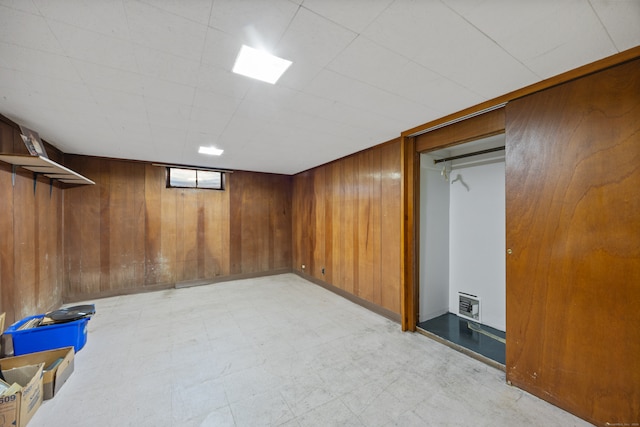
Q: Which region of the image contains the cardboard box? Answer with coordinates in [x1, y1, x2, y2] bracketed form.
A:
[0, 347, 74, 400]
[0, 363, 43, 427]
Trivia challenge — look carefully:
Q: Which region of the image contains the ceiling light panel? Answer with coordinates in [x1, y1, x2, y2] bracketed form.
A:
[198, 146, 224, 156]
[232, 45, 292, 84]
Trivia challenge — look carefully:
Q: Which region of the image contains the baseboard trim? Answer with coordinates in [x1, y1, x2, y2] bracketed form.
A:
[64, 268, 293, 302]
[64, 282, 175, 303]
[175, 268, 293, 289]
[294, 271, 401, 324]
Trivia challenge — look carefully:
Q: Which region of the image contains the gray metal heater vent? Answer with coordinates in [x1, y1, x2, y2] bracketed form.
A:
[458, 292, 480, 322]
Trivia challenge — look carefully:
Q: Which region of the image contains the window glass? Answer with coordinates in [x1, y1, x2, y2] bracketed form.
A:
[167, 168, 224, 190]
[198, 170, 223, 189]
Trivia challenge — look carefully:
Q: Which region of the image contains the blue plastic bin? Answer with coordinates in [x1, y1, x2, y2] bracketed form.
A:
[5, 314, 90, 355]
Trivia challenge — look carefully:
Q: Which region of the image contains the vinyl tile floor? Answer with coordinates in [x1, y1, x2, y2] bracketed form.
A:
[30, 274, 591, 427]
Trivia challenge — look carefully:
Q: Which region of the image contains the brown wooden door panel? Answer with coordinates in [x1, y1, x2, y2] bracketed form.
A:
[505, 59, 640, 426]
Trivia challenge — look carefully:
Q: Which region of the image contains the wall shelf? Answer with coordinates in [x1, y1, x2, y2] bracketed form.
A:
[0, 153, 94, 185]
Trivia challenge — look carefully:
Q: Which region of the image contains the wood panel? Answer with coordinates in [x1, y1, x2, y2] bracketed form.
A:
[342, 156, 356, 295]
[380, 140, 402, 314]
[0, 120, 15, 153]
[0, 161, 16, 324]
[292, 139, 402, 319]
[65, 156, 102, 296]
[203, 175, 230, 279]
[415, 108, 505, 153]
[63, 157, 289, 300]
[505, 59, 640, 426]
[0, 120, 64, 324]
[229, 171, 292, 276]
[312, 167, 326, 280]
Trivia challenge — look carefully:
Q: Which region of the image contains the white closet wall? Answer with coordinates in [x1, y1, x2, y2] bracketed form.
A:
[448, 161, 505, 331]
[419, 151, 505, 331]
[419, 155, 450, 322]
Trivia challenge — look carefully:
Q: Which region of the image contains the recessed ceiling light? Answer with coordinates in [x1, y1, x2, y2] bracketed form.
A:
[232, 45, 292, 84]
[198, 146, 224, 156]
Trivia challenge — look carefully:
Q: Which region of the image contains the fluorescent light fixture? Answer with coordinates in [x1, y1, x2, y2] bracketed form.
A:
[232, 45, 292, 84]
[198, 146, 224, 156]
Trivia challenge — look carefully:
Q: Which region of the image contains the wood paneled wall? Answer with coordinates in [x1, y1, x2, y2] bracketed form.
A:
[292, 140, 402, 318]
[63, 156, 292, 300]
[0, 119, 64, 325]
[505, 59, 640, 426]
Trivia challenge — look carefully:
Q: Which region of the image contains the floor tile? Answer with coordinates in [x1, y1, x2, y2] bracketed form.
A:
[29, 274, 592, 427]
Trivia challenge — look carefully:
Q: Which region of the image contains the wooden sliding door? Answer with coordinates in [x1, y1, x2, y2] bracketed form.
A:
[505, 59, 640, 426]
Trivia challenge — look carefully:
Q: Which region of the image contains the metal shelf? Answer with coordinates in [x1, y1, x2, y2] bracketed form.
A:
[0, 154, 94, 185]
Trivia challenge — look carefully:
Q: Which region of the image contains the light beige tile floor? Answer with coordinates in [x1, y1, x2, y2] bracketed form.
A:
[30, 274, 591, 426]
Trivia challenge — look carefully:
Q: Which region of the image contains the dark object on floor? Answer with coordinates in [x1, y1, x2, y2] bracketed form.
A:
[44, 304, 96, 324]
[418, 313, 505, 365]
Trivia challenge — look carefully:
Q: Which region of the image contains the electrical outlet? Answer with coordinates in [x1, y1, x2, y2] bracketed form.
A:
[321, 267, 325, 275]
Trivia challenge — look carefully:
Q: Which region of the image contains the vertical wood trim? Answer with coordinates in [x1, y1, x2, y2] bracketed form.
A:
[400, 136, 417, 331]
[380, 141, 401, 313]
[0, 163, 16, 323]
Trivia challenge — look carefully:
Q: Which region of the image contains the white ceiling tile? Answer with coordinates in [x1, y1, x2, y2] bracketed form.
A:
[0, 0, 39, 14]
[107, 117, 153, 144]
[327, 36, 410, 90]
[196, 64, 253, 99]
[361, 0, 438, 61]
[393, 63, 487, 116]
[0, 5, 63, 54]
[301, 0, 394, 33]
[33, 0, 131, 40]
[276, 60, 324, 91]
[0, 1, 636, 175]
[133, 45, 200, 86]
[89, 87, 147, 122]
[188, 106, 233, 135]
[17, 72, 93, 104]
[0, 42, 79, 81]
[0, 66, 28, 91]
[366, 0, 539, 98]
[142, 77, 195, 105]
[503, 2, 617, 78]
[124, 0, 208, 62]
[145, 99, 191, 129]
[72, 59, 145, 95]
[278, 90, 337, 117]
[443, 0, 618, 79]
[442, 0, 571, 42]
[38, 121, 115, 154]
[209, 0, 299, 51]
[243, 84, 302, 114]
[183, 128, 225, 150]
[305, 69, 436, 125]
[139, 0, 214, 26]
[150, 126, 187, 156]
[192, 89, 243, 114]
[277, 7, 357, 68]
[590, 0, 640, 52]
[200, 27, 243, 69]
[47, 20, 138, 72]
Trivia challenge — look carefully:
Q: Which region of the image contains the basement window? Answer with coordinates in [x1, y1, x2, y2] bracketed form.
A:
[166, 167, 225, 190]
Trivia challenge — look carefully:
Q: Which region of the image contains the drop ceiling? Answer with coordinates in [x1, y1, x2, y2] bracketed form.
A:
[0, 0, 638, 175]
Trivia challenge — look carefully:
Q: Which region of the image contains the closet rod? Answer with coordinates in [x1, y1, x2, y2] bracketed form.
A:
[433, 146, 505, 164]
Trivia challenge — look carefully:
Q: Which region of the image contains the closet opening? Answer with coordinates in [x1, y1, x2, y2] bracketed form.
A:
[417, 133, 506, 369]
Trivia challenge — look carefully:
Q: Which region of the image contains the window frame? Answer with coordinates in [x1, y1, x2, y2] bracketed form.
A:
[166, 167, 225, 191]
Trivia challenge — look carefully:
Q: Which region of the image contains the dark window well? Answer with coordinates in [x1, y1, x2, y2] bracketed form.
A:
[167, 168, 224, 190]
